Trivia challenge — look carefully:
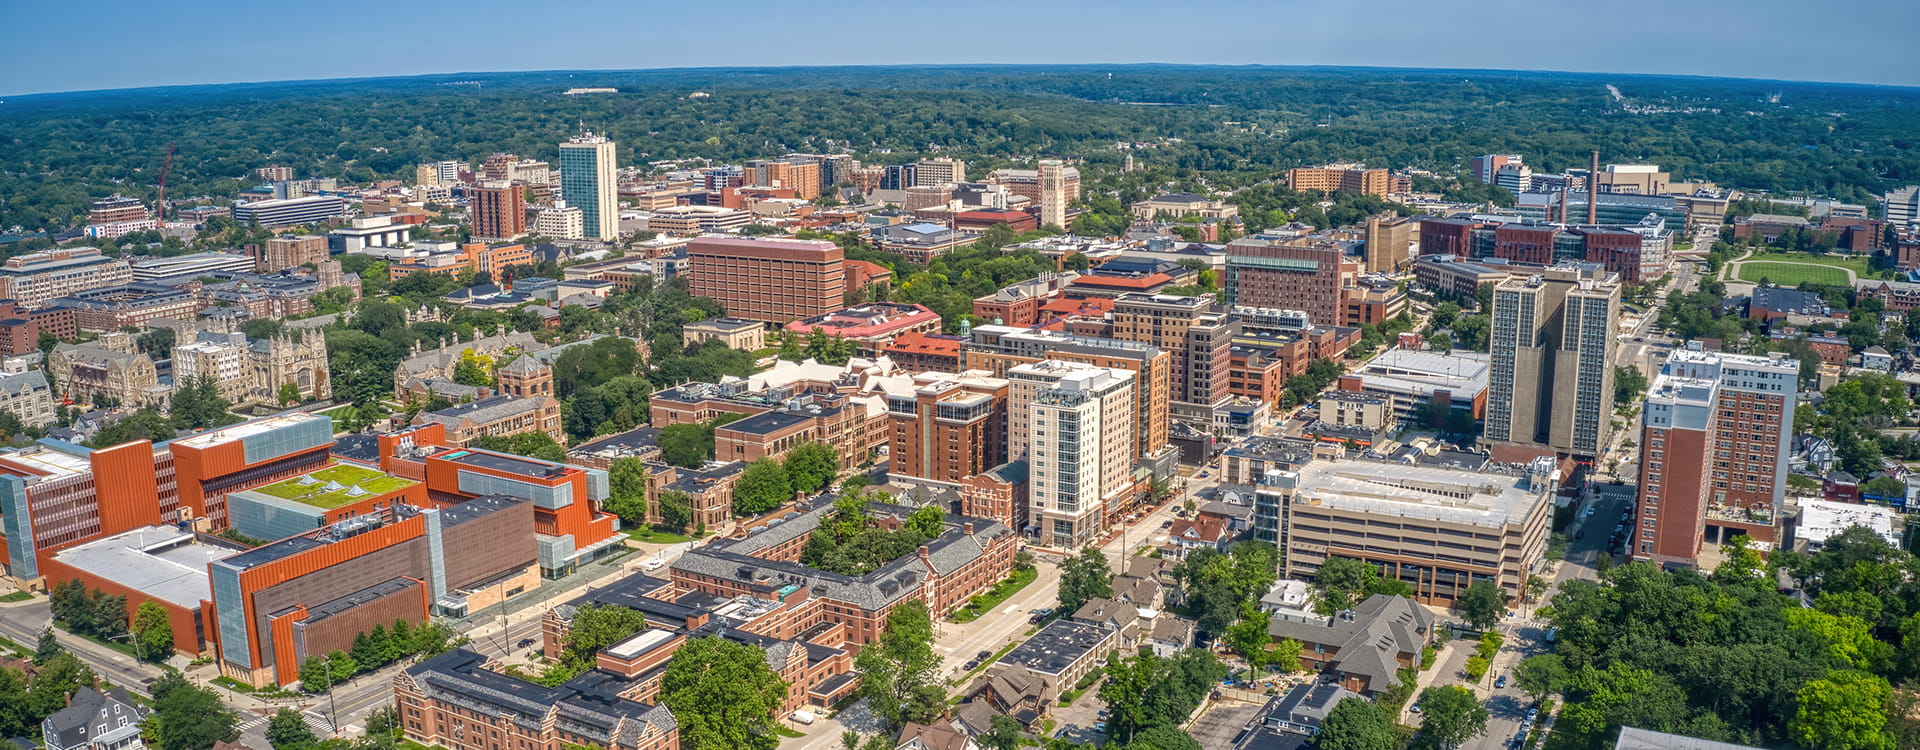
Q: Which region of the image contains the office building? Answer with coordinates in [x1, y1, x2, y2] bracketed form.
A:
[1633, 347, 1797, 565]
[470, 181, 526, 240]
[744, 158, 822, 200]
[686, 236, 845, 324]
[1884, 186, 1920, 227]
[129, 252, 255, 281]
[88, 195, 151, 225]
[914, 157, 967, 186]
[1471, 155, 1523, 184]
[1485, 264, 1620, 459]
[559, 132, 619, 239]
[532, 201, 584, 240]
[1494, 163, 1534, 194]
[253, 165, 294, 183]
[887, 371, 1010, 486]
[231, 196, 347, 227]
[1037, 160, 1069, 229]
[1130, 194, 1239, 221]
[642, 205, 751, 236]
[964, 325, 1171, 464]
[1108, 293, 1238, 415]
[1269, 456, 1558, 605]
[1017, 362, 1137, 547]
[872, 222, 977, 263]
[259, 235, 328, 272]
[1224, 234, 1352, 327]
[1364, 214, 1418, 273]
[783, 302, 942, 356]
[327, 215, 413, 253]
[1287, 164, 1390, 196]
[0, 247, 134, 309]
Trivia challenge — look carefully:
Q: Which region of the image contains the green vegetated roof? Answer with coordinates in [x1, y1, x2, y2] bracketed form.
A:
[250, 462, 418, 509]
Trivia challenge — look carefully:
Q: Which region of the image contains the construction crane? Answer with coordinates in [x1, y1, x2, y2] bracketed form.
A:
[154, 141, 176, 221]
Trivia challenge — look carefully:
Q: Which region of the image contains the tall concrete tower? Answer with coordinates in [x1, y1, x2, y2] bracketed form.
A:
[559, 131, 618, 240]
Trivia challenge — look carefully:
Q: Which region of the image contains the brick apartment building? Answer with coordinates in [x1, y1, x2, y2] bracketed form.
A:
[686, 236, 846, 324]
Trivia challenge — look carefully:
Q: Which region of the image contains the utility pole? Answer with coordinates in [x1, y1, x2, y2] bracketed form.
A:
[325, 654, 340, 737]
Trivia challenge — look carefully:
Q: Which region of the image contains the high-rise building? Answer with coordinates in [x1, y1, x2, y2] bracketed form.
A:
[1038, 160, 1068, 229]
[254, 165, 294, 183]
[913, 157, 967, 186]
[963, 324, 1171, 463]
[1016, 361, 1136, 548]
[414, 164, 440, 187]
[88, 196, 150, 225]
[470, 181, 526, 240]
[1485, 264, 1620, 458]
[1364, 214, 1418, 274]
[1633, 346, 1797, 565]
[259, 235, 328, 272]
[558, 132, 618, 239]
[1107, 293, 1237, 413]
[886, 371, 1009, 486]
[686, 236, 845, 324]
[1223, 234, 1354, 326]
[481, 153, 516, 182]
[433, 161, 462, 185]
[1470, 155, 1524, 183]
[1494, 163, 1534, 194]
[1886, 186, 1920, 227]
[531, 202, 584, 240]
[744, 158, 822, 200]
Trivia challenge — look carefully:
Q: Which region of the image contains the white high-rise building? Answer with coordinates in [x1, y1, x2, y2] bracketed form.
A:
[1885, 186, 1920, 227]
[1494, 163, 1534, 194]
[433, 161, 462, 184]
[1038, 159, 1068, 230]
[1016, 360, 1136, 548]
[532, 201, 585, 240]
[559, 132, 619, 240]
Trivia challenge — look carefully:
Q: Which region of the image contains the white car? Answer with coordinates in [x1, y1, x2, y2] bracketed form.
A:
[641, 558, 666, 571]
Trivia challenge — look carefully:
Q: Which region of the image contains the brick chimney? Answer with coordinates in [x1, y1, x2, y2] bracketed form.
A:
[963, 522, 974, 535]
[918, 545, 931, 565]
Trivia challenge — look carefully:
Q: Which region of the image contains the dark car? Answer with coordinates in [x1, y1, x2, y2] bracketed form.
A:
[517, 638, 535, 648]
[963, 660, 979, 671]
[977, 650, 993, 661]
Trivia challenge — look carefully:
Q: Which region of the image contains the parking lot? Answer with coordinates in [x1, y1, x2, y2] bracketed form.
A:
[1188, 701, 1263, 749]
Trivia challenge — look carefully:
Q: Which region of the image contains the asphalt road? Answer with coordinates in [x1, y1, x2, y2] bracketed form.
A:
[0, 599, 161, 696]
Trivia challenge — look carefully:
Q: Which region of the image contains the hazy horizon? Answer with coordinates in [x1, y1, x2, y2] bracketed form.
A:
[3, 0, 1916, 97]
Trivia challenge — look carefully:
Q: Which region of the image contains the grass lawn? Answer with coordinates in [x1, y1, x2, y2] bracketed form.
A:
[948, 567, 1038, 623]
[773, 726, 805, 738]
[251, 462, 419, 508]
[0, 590, 32, 603]
[1734, 261, 1852, 287]
[624, 527, 694, 544]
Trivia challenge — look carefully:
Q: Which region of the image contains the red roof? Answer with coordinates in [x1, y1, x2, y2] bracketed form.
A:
[1069, 272, 1174, 290]
[882, 331, 963, 358]
[847, 259, 893, 280]
[1038, 296, 1115, 317]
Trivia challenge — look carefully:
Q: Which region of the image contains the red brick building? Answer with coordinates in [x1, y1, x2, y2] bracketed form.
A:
[687, 236, 846, 324]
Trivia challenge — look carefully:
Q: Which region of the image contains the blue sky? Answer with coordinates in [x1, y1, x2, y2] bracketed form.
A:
[3, 0, 1916, 96]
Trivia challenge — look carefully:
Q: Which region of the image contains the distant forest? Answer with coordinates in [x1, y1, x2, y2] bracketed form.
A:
[2, 65, 1917, 231]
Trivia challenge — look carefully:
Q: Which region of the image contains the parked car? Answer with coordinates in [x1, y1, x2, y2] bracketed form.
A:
[1411, 704, 1423, 713]
[977, 650, 993, 661]
[963, 660, 979, 671]
[1495, 675, 1508, 689]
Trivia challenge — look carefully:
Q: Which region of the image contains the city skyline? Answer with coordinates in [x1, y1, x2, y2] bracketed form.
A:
[2, 0, 1917, 96]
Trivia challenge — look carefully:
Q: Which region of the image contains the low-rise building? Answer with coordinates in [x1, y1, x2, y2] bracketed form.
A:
[784, 303, 943, 356]
[1264, 594, 1433, 696]
[1131, 193, 1239, 221]
[682, 317, 766, 351]
[42, 686, 150, 750]
[1339, 347, 1490, 425]
[873, 223, 977, 263]
[414, 394, 564, 447]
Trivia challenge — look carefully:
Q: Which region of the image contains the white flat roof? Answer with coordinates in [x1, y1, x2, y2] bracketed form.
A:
[605, 628, 677, 660]
[0, 446, 94, 479]
[1292, 460, 1547, 529]
[1798, 500, 1900, 547]
[52, 526, 234, 609]
[173, 413, 329, 447]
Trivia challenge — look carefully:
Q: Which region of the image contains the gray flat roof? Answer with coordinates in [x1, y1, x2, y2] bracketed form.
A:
[1290, 460, 1547, 529]
[52, 526, 236, 609]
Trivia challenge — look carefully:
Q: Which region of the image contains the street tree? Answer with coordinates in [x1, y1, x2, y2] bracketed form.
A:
[1058, 545, 1113, 615]
[561, 604, 651, 672]
[146, 672, 240, 750]
[1458, 580, 1506, 631]
[1223, 601, 1272, 678]
[265, 708, 317, 750]
[33, 627, 59, 664]
[132, 601, 172, 661]
[1513, 654, 1568, 703]
[783, 442, 838, 494]
[855, 600, 943, 728]
[1417, 686, 1490, 750]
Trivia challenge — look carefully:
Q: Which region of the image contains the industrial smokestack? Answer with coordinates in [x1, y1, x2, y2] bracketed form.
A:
[1558, 186, 1568, 224]
[1587, 150, 1600, 225]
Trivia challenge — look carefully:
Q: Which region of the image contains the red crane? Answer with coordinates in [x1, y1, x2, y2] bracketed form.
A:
[154, 141, 176, 220]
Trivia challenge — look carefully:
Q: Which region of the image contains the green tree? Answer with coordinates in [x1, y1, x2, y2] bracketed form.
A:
[733, 459, 792, 516]
[1417, 686, 1489, 749]
[147, 672, 240, 750]
[33, 627, 59, 665]
[657, 423, 714, 468]
[1312, 698, 1398, 750]
[132, 600, 172, 661]
[1458, 580, 1505, 631]
[905, 505, 944, 538]
[979, 715, 1023, 750]
[1514, 654, 1567, 703]
[783, 442, 839, 494]
[561, 604, 651, 671]
[604, 457, 649, 523]
[657, 490, 694, 533]
[327, 651, 357, 683]
[1223, 601, 1272, 678]
[1058, 545, 1113, 615]
[855, 600, 944, 728]
[452, 350, 493, 386]
[1792, 670, 1894, 750]
[1614, 365, 1649, 405]
[301, 656, 332, 692]
[265, 708, 317, 750]
[1126, 726, 1203, 750]
[1314, 557, 1375, 613]
[1270, 637, 1303, 674]
[660, 636, 788, 750]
